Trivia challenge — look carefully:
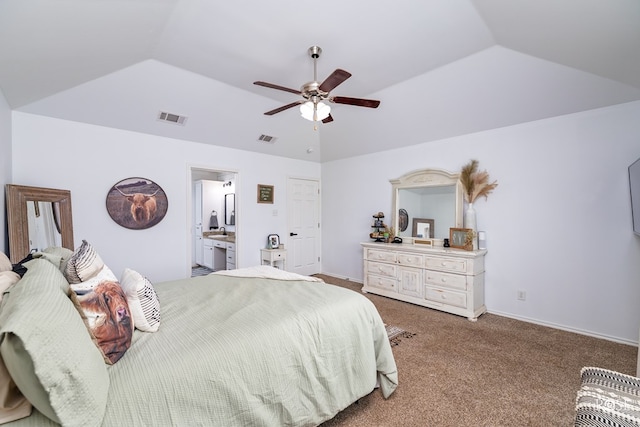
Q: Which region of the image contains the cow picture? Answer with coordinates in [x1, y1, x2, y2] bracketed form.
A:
[106, 177, 168, 229]
[77, 281, 133, 364]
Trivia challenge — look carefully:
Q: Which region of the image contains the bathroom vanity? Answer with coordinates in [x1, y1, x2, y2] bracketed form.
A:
[204, 234, 236, 271]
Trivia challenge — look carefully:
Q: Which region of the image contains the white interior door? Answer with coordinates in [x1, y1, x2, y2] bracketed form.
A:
[287, 177, 320, 275]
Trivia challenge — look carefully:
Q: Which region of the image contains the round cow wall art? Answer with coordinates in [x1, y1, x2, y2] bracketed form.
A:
[106, 177, 168, 230]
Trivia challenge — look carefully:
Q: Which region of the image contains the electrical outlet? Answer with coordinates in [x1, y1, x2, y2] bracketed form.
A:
[517, 290, 527, 301]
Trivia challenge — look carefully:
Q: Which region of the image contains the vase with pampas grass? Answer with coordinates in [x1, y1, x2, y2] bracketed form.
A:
[459, 159, 498, 249]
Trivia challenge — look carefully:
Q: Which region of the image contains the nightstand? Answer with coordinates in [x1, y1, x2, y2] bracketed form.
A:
[260, 248, 286, 270]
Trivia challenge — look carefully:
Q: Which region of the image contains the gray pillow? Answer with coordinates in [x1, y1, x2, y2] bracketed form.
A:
[0, 258, 109, 426]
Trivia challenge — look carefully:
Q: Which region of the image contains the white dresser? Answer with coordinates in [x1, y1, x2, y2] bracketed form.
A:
[361, 242, 487, 321]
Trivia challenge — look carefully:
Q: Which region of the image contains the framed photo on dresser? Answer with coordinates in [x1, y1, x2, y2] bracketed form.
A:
[449, 227, 473, 251]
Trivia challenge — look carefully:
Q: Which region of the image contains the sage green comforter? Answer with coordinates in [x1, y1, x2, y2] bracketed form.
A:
[11, 273, 397, 426]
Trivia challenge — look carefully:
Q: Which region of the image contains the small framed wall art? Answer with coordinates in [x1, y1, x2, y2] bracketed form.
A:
[257, 184, 274, 204]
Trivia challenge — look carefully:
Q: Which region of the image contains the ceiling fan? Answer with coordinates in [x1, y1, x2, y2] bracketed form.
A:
[253, 46, 380, 123]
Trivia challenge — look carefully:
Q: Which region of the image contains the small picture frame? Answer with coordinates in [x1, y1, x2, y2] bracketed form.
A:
[267, 234, 280, 249]
[449, 227, 474, 251]
[412, 218, 434, 238]
[257, 184, 274, 204]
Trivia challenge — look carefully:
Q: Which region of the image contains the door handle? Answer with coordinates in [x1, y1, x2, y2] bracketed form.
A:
[290, 232, 298, 236]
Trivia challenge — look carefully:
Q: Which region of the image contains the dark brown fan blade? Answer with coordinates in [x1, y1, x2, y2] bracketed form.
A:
[330, 96, 380, 108]
[264, 101, 302, 116]
[322, 114, 334, 124]
[318, 69, 352, 92]
[254, 81, 301, 95]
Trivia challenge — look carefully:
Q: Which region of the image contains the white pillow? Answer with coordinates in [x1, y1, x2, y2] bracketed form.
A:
[0, 272, 20, 298]
[0, 253, 11, 273]
[120, 269, 160, 332]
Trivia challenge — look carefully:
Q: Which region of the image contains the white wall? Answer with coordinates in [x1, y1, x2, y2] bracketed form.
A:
[10, 102, 640, 344]
[0, 91, 11, 253]
[321, 101, 640, 344]
[11, 112, 320, 282]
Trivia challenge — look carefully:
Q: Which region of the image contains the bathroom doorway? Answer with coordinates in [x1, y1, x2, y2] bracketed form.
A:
[188, 166, 238, 277]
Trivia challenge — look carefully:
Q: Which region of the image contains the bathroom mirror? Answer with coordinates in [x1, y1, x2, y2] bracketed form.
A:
[391, 168, 463, 241]
[5, 184, 74, 262]
[225, 193, 235, 225]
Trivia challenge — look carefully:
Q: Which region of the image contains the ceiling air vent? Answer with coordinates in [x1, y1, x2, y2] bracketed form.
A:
[257, 134, 277, 144]
[158, 111, 187, 125]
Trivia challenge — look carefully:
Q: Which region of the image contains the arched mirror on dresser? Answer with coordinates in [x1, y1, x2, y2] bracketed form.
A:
[390, 168, 464, 242]
[5, 184, 74, 263]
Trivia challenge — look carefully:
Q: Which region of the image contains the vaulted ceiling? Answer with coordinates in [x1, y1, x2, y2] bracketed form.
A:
[1, 0, 639, 162]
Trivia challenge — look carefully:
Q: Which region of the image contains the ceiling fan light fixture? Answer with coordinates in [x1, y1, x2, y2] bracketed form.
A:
[255, 46, 380, 123]
[300, 101, 330, 122]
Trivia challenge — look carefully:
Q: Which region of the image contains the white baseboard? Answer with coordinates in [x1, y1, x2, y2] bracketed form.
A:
[318, 271, 363, 285]
[488, 309, 638, 346]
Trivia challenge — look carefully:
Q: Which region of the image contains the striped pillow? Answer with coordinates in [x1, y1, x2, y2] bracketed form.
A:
[120, 268, 161, 332]
[64, 240, 104, 284]
[575, 367, 640, 426]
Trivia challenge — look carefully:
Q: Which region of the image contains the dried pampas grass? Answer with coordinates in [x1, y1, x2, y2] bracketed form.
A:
[460, 159, 498, 203]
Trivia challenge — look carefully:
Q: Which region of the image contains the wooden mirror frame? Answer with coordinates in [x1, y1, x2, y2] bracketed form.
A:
[6, 184, 74, 263]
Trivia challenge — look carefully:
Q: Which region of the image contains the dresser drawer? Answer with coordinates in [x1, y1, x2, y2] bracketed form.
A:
[424, 287, 467, 309]
[424, 270, 467, 291]
[425, 256, 467, 273]
[397, 253, 423, 268]
[366, 274, 397, 292]
[366, 261, 396, 278]
[367, 249, 397, 263]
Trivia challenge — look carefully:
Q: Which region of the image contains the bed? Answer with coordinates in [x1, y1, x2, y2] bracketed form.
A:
[0, 248, 397, 427]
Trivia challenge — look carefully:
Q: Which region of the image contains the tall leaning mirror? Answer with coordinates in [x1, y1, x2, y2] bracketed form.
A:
[225, 193, 235, 225]
[391, 168, 464, 242]
[5, 184, 74, 262]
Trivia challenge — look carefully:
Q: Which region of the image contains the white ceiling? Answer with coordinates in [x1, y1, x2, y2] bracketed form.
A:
[1, 0, 639, 162]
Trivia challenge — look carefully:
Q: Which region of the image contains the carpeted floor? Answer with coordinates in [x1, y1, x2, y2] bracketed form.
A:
[315, 274, 638, 427]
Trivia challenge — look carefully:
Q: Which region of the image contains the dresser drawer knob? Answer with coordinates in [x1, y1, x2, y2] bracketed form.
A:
[441, 278, 447, 282]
